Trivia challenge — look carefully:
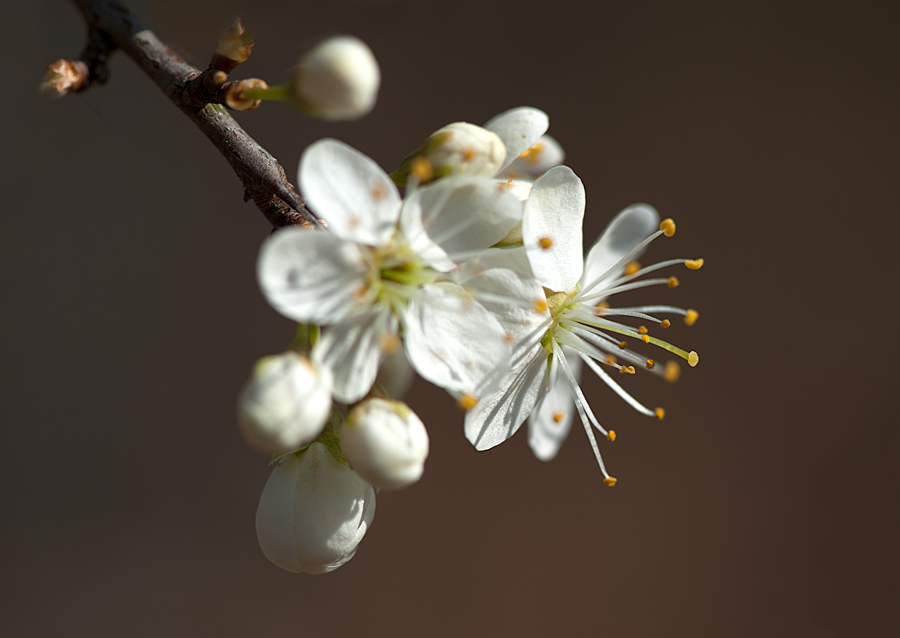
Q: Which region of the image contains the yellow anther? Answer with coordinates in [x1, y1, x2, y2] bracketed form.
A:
[659, 218, 676, 237]
[685, 258, 704, 270]
[638, 325, 649, 335]
[618, 341, 628, 350]
[456, 393, 479, 411]
[379, 332, 401, 355]
[688, 351, 699, 367]
[619, 365, 636, 375]
[655, 407, 665, 420]
[606, 354, 617, 366]
[641, 334, 650, 344]
[595, 301, 610, 315]
[627, 366, 636, 375]
[538, 236, 553, 250]
[462, 148, 475, 162]
[552, 410, 565, 424]
[604, 477, 617, 487]
[518, 141, 545, 164]
[685, 309, 699, 326]
[660, 319, 671, 329]
[667, 276, 680, 289]
[534, 299, 548, 313]
[665, 360, 681, 382]
[607, 430, 617, 442]
[646, 359, 655, 369]
[370, 183, 388, 201]
[410, 156, 433, 183]
[624, 260, 641, 276]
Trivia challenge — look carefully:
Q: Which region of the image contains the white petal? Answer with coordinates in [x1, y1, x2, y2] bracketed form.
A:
[402, 283, 510, 397]
[374, 347, 415, 399]
[527, 346, 581, 461]
[582, 204, 660, 289]
[257, 228, 370, 324]
[299, 138, 401, 246]
[485, 107, 550, 174]
[459, 267, 550, 360]
[465, 346, 547, 450]
[522, 166, 585, 293]
[313, 308, 396, 403]
[502, 134, 566, 179]
[400, 176, 522, 272]
[457, 247, 534, 280]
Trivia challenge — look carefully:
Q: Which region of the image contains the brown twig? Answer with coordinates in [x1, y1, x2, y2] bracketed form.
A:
[68, 0, 316, 228]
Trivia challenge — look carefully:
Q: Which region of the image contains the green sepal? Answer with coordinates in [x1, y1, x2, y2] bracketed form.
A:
[292, 323, 320, 353]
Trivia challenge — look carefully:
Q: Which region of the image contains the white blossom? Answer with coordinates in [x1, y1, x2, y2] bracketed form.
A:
[256, 441, 375, 574]
[465, 166, 702, 483]
[341, 398, 429, 490]
[291, 36, 380, 121]
[237, 352, 332, 454]
[258, 139, 523, 403]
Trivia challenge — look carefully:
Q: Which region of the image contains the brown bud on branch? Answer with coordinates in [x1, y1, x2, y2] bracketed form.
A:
[211, 18, 254, 73]
[41, 59, 89, 97]
[222, 78, 268, 111]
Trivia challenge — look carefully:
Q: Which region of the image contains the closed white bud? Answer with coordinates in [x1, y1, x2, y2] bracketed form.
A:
[238, 352, 332, 454]
[290, 36, 380, 121]
[256, 442, 376, 574]
[341, 398, 429, 490]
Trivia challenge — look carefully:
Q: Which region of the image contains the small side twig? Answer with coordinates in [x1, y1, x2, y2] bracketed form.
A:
[62, 0, 317, 228]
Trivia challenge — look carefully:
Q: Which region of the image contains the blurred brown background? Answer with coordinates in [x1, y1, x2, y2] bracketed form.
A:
[3, 1, 898, 636]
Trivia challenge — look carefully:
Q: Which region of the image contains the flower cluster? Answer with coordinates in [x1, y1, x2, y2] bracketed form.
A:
[241, 106, 702, 573]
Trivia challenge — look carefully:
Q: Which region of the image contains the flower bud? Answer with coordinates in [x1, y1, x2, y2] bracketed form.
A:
[214, 18, 254, 69]
[224, 78, 268, 111]
[237, 352, 332, 454]
[393, 122, 506, 186]
[256, 442, 376, 574]
[290, 36, 380, 121]
[41, 59, 88, 97]
[341, 398, 429, 490]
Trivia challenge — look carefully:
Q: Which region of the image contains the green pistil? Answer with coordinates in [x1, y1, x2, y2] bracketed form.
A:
[380, 266, 437, 287]
[546, 290, 571, 316]
[539, 289, 578, 352]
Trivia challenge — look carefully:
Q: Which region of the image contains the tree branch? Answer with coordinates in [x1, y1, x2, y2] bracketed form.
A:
[68, 0, 317, 228]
